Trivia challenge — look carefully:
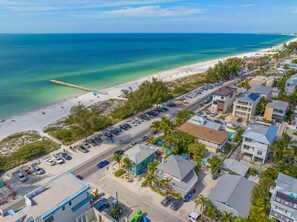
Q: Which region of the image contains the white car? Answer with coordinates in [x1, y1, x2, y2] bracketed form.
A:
[188, 212, 200, 222]
[210, 111, 217, 117]
[45, 158, 56, 166]
[55, 157, 65, 164]
[33, 165, 45, 175]
[17, 172, 28, 182]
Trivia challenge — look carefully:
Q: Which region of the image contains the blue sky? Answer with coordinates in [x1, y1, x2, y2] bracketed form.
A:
[0, 0, 296, 33]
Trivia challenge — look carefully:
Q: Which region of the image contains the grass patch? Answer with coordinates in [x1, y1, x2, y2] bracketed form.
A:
[114, 168, 126, 177]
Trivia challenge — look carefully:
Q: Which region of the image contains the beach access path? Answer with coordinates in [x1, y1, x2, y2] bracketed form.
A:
[1, 37, 296, 141]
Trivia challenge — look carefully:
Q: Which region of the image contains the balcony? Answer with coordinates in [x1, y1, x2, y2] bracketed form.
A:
[270, 210, 294, 222]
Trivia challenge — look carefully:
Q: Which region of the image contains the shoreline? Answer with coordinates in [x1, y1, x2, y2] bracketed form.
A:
[0, 36, 296, 140]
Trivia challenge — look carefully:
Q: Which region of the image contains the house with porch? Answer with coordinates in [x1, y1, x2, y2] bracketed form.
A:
[264, 100, 289, 123]
[241, 122, 278, 164]
[125, 144, 158, 175]
[269, 173, 297, 222]
[156, 155, 198, 197]
[232, 92, 261, 120]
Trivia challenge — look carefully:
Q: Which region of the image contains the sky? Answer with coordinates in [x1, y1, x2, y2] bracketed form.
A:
[0, 0, 296, 33]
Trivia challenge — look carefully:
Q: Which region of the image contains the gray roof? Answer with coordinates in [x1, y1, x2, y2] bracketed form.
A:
[286, 74, 297, 85]
[276, 173, 297, 194]
[221, 159, 249, 177]
[237, 92, 260, 103]
[243, 123, 278, 145]
[157, 155, 196, 180]
[170, 170, 198, 196]
[125, 144, 158, 165]
[188, 115, 222, 131]
[248, 85, 273, 96]
[208, 174, 255, 218]
[267, 100, 289, 111]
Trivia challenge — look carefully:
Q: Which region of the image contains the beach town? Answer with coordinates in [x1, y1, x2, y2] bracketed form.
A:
[0, 35, 297, 222]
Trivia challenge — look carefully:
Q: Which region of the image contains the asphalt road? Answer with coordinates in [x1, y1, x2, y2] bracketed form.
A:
[2, 78, 235, 213]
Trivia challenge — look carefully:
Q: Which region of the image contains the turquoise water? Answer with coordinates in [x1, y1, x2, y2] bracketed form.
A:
[0, 33, 294, 119]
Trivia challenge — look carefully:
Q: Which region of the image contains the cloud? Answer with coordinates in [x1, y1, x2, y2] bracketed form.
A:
[208, 4, 232, 9]
[239, 4, 255, 8]
[101, 6, 203, 17]
[10, 5, 63, 12]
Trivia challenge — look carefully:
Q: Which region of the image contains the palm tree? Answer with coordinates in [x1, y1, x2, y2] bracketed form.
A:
[220, 211, 234, 222]
[122, 157, 133, 179]
[158, 178, 171, 189]
[151, 120, 161, 136]
[194, 195, 208, 212]
[160, 117, 175, 138]
[141, 173, 157, 187]
[271, 134, 297, 163]
[112, 153, 122, 169]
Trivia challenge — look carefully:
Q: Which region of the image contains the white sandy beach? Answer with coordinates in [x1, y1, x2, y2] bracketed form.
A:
[0, 37, 296, 140]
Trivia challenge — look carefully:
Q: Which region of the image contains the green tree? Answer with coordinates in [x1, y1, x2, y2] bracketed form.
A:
[233, 127, 244, 143]
[194, 195, 208, 212]
[160, 117, 175, 138]
[112, 153, 123, 168]
[188, 143, 207, 163]
[147, 160, 159, 174]
[256, 97, 270, 115]
[175, 110, 194, 127]
[122, 157, 133, 179]
[220, 211, 234, 222]
[141, 173, 157, 187]
[207, 156, 223, 174]
[151, 120, 161, 135]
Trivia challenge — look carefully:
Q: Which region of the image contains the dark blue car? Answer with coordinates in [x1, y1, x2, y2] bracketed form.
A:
[61, 152, 72, 160]
[97, 160, 110, 168]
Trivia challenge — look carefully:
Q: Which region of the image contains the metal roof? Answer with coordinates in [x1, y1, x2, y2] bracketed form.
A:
[157, 155, 196, 181]
[237, 92, 260, 103]
[125, 144, 158, 165]
[248, 85, 273, 96]
[243, 123, 278, 145]
[276, 173, 297, 194]
[221, 159, 249, 177]
[267, 100, 289, 111]
[208, 174, 255, 218]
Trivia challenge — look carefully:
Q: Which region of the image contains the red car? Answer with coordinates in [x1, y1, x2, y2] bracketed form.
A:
[76, 175, 83, 180]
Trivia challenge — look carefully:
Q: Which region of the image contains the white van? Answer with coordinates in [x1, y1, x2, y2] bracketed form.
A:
[188, 212, 201, 222]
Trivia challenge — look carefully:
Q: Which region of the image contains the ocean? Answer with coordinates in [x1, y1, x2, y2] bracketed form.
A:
[0, 33, 294, 119]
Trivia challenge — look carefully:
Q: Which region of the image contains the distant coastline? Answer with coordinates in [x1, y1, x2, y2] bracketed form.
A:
[0, 35, 296, 140]
[0, 33, 294, 120]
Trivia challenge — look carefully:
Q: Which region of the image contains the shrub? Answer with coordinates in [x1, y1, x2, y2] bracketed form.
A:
[114, 169, 126, 177]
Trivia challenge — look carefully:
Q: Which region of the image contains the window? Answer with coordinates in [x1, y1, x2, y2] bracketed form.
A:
[221, 96, 224, 100]
[69, 201, 72, 206]
[62, 206, 65, 211]
[44, 215, 54, 222]
[257, 150, 263, 156]
[213, 101, 217, 105]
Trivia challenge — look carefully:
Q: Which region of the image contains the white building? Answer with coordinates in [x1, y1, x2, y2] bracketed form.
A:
[285, 74, 297, 95]
[241, 122, 278, 164]
[212, 87, 236, 113]
[1, 173, 93, 222]
[232, 92, 261, 120]
[269, 173, 297, 222]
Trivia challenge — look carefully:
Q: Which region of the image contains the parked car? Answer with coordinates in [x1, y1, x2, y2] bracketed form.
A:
[76, 175, 83, 180]
[61, 152, 72, 160]
[104, 132, 113, 138]
[114, 150, 124, 155]
[140, 136, 148, 142]
[188, 212, 201, 222]
[45, 158, 56, 166]
[210, 111, 217, 117]
[199, 111, 206, 117]
[80, 141, 91, 149]
[17, 172, 28, 182]
[237, 117, 243, 123]
[130, 141, 137, 147]
[214, 120, 223, 124]
[78, 146, 89, 153]
[161, 195, 175, 207]
[105, 137, 115, 143]
[97, 160, 110, 168]
[167, 102, 176, 107]
[97, 200, 110, 212]
[94, 136, 103, 143]
[33, 165, 45, 175]
[170, 199, 183, 211]
[55, 156, 65, 164]
[89, 138, 98, 146]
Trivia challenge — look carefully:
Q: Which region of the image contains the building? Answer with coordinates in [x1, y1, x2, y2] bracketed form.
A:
[208, 174, 255, 218]
[220, 158, 249, 177]
[232, 92, 261, 120]
[285, 74, 297, 95]
[211, 86, 236, 113]
[125, 144, 158, 175]
[188, 115, 223, 131]
[156, 155, 198, 197]
[280, 60, 297, 70]
[269, 173, 297, 222]
[248, 76, 275, 87]
[248, 85, 280, 99]
[264, 100, 289, 122]
[1, 173, 93, 222]
[241, 122, 278, 164]
[178, 122, 228, 153]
